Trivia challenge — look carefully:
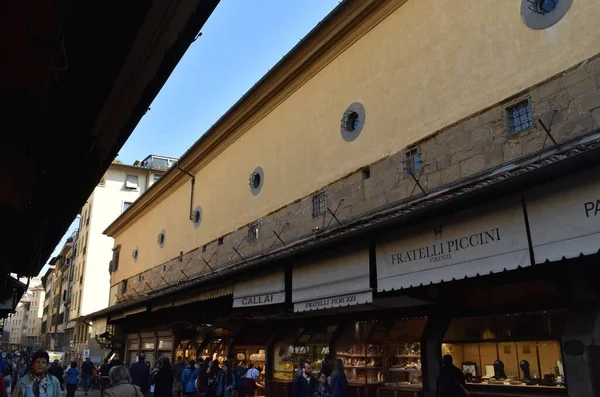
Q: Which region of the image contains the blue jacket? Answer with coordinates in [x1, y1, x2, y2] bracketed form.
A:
[0, 358, 8, 376]
[66, 368, 79, 385]
[181, 367, 199, 393]
[216, 372, 236, 397]
[130, 361, 150, 393]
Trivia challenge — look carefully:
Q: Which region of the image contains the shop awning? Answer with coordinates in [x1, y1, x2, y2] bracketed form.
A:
[233, 271, 285, 308]
[526, 166, 600, 263]
[292, 249, 372, 312]
[376, 196, 530, 291]
[150, 285, 233, 312]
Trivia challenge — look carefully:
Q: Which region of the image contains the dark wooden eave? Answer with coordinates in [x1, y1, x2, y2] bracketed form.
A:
[0, 0, 220, 277]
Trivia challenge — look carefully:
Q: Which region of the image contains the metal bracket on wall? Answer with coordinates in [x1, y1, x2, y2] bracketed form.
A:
[144, 282, 155, 293]
[130, 287, 143, 298]
[228, 237, 247, 266]
[271, 222, 289, 250]
[537, 109, 561, 150]
[326, 198, 345, 228]
[408, 166, 427, 199]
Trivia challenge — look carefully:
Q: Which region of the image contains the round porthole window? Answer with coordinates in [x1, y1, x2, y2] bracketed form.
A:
[249, 166, 264, 196]
[157, 230, 166, 248]
[521, 0, 572, 30]
[192, 205, 202, 229]
[340, 102, 366, 142]
[132, 248, 139, 262]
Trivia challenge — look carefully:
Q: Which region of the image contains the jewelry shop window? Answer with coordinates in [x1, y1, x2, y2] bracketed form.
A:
[442, 310, 566, 389]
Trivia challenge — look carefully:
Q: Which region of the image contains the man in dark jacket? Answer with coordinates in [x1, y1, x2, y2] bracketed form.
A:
[130, 353, 151, 396]
[172, 356, 186, 397]
[292, 362, 316, 397]
[437, 355, 468, 397]
[48, 360, 64, 390]
[81, 358, 95, 395]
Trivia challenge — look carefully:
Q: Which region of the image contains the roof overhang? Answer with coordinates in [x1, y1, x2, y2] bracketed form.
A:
[0, 0, 220, 277]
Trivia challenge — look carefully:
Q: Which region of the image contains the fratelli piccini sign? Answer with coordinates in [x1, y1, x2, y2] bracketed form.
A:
[376, 196, 530, 292]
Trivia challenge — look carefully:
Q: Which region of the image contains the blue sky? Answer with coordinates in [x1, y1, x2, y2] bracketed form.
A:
[40, 0, 341, 275]
[119, 0, 341, 163]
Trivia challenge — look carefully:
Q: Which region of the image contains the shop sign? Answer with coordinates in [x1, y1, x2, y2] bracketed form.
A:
[293, 290, 373, 313]
[233, 271, 285, 308]
[292, 249, 371, 312]
[234, 292, 285, 307]
[526, 167, 600, 263]
[376, 196, 530, 291]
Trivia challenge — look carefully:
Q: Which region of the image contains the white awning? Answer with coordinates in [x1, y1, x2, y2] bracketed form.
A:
[376, 196, 530, 291]
[526, 166, 600, 263]
[292, 249, 372, 312]
[173, 285, 233, 307]
[233, 271, 285, 308]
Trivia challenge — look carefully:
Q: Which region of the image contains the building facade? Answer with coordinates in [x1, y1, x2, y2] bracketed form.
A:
[5, 279, 44, 350]
[38, 158, 172, 362]
[90, 1, 600, 397]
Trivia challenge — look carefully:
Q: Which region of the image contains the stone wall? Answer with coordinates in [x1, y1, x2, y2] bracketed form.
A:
[116, 55, 600, 302]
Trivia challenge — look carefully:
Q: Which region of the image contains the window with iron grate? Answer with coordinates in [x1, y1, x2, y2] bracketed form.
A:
[405, 146, 422, 175]
[121, 280, 127, 294]
[247, 222, 259, 243]
[312, 192, 327, 218]
[505, 99, 534, 134]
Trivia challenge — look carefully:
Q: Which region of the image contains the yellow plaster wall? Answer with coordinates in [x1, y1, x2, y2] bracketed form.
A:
[110, 0, 600, 284]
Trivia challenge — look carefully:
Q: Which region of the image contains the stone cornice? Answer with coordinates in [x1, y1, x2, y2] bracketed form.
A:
[104, 0, 408, 237]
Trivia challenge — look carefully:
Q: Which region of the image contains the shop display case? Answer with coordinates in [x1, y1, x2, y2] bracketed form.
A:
[198, 339, 228, 363]
[442, 310, 567, 393]
[336, 322, 384, 389]
[270, 327, 336, 397]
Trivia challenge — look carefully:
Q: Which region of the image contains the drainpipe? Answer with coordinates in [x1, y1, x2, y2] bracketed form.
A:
[175, 163, 195, 220]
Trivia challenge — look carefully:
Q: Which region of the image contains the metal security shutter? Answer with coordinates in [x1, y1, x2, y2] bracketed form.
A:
[128, 351, 138, 366]
[145, 351, 155, 366]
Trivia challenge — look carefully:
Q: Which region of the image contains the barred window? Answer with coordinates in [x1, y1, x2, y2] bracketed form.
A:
[505, 99, 534, 134]
[405, 146, 421, 175]
[312, 192, 327, 218]
[121, 280, 127, 294]
[248, 222, 259, 243]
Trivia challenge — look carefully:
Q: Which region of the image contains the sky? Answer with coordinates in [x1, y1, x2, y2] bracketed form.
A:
[39, 0, 341, 276]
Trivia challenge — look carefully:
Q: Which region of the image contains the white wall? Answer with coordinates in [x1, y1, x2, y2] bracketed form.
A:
[79, 166, 153, 316]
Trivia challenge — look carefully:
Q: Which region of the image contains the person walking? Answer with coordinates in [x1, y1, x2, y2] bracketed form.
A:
[315, 372, 331, 397]
[11, 350, 62, 397]
[47, 361, 63, 392]
[152, 357, 173, 397]
[130, 354, 150, 396]
[215, 362, 236, 397]
[81, 358, 95, 395]
[242, 363, 259, 397]
[205, 361, 220, 397]
[180, 360, 198, 397]
[65, 362, 80, 397]
[0, 353, 10, 396]
[195, 360, 209, 396]
[291, 362, 315, 397]
[99, 358, 111, 397]
[104, 366, 143, 397]
[0, 373, 7, 397]
[171, 357, 185, 397]
[436, 355, 469, 397]
[233, 361, 246, 397]
[330, 359, 347, 397]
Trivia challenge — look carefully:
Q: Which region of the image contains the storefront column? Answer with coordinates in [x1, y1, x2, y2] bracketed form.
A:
[562, 303, 600, 397]
[420, 308, 452, 397]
